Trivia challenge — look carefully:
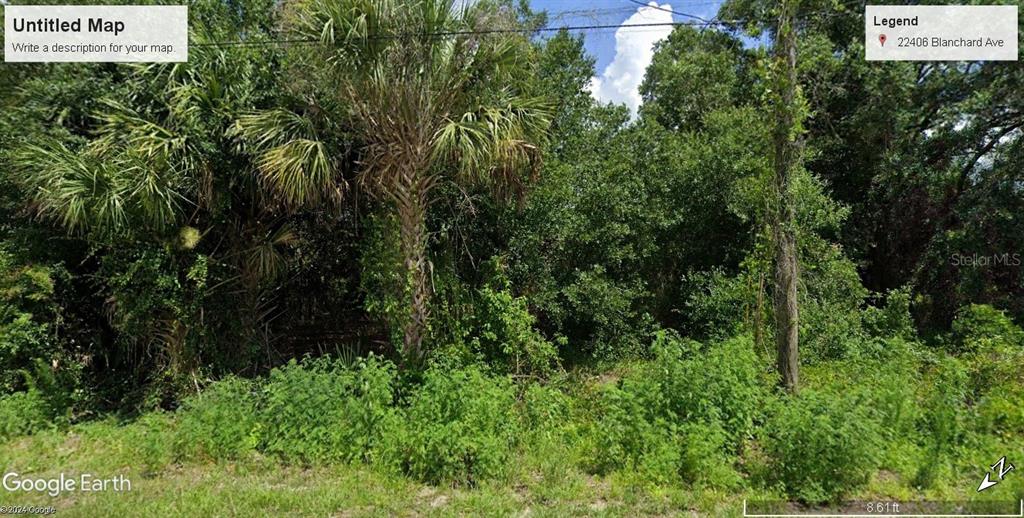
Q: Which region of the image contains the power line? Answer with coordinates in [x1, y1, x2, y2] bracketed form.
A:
[547, 6, 636, 22]
[189, 20, 725, 48]
[188, 1, 866, 49]
[626, 0, 716, 25]
[625, 0, 866, 25]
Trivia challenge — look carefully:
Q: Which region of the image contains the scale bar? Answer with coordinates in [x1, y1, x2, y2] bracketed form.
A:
[743, 499, 1024, 518]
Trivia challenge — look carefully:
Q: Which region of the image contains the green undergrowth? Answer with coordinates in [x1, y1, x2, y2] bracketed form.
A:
[1, 319, 1022, 514]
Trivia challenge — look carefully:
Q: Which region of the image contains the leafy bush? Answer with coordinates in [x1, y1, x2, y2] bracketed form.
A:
[862, 354, 919, 441]
[807, 352, 921, 475]
[862, 288, 915, 340]
[651, 333, 767, 443]
[589, 375, 676, 480]
[100, 247, 210, 381]
[470, 270, 560, 377]
[963, 338, 1024, 403]
[0, 358, 80, 441]
[122, 412, 177, 473]
[586, 333, 763, 483]
[798, 242, 869, 362]
[763, 389, 882, 503]
[0, 315, 52, 393]
[381, 366, 519, 486]
[801, 306, 864, 361]
[588, 378, 743, 486]
[975, 377, 1024, 436]
[175, 377, 260, 460]
[677, 421, 742, 488]
[0, 252, 62, 394]
[260, 356, 398, 465]
[683, 269, 750, 340]
[951, 304, 1023, 354]
[521, 381, 574, 439]
[0, 389, 52, 440]
[852, 335, 917, 362]
[359, 214, 406, 350]
[914, 357, 968, 488]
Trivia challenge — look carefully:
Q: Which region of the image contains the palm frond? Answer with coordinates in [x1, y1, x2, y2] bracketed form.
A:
[231, 108, 345, 209]
[245, 223, 298, 284]
[432, 93, 551, 199]
[15, 142, 130, 236]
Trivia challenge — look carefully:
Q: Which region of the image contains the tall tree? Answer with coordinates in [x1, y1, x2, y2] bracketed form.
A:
[771, 0, 802, 392]
[237, 0, 550, 363]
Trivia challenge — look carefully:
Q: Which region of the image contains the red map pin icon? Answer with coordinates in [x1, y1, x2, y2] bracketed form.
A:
[879, 34, 887, 46]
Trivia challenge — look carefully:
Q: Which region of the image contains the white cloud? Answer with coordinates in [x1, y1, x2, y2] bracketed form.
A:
[588, 2, 674, 117]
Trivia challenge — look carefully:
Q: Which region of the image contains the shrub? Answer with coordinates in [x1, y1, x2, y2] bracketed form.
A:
[585, 333, 762, 483]
[964, 341, 1023, 403]
[975, 383, 1024, 439]
[521, 381, 573, 440]
[381, 366, 519, 486]
[914, 357, 969, 488]
[470, 277, 560, 377]
[122, 411, 177, 473]
[677, 421, 741, 488]
[810, 353, 921, 475]
[801, 298, 866, 362]
[862, 288, 915, 340]
[175, 376, 260, 460]
[0, 315, 52, 393]
[359, 214, 406, 349]
[683, 269, 750, 340]
[852, 335, 917, 362]
[260, 356, 398, 465]
[651, 333, 767, 444]
[589, 376, 676, 480]
[0, 252, 63, 394]
[865, 356, 919, 440]
[974, 380, 1024, 436]
[763, 389, 882, 503]
[0, 389, 51, 440]
[516, 380, 589, 489]
[588, 380, 743, 486]
[797, 237, 869, 362]
[951, 304, 1023, 354]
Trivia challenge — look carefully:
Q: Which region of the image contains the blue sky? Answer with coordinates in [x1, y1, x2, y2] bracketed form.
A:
[530, 0, 724, 71]
[528, 0, 726, 115]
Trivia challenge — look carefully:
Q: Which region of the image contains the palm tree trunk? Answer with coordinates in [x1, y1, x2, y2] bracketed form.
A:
[772, 0, 800, 393]
[394, 166, 431, 364]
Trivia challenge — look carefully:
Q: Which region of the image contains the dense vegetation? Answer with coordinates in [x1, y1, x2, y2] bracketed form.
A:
[1, 0, 1022, 514]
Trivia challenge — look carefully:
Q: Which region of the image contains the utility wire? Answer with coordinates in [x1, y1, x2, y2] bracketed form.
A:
[626, 0, 715, 25]
[188, 2, 865, 49]
[626, 0, 867, 24]
[189, 20, 729, 48]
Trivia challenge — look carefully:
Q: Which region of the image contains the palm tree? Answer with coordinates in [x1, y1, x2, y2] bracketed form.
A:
[12, 41, 294, 379]
[236, 0, 550, 362]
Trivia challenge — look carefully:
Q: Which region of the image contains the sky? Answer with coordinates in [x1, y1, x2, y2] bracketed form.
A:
[529, 0, 725, 116]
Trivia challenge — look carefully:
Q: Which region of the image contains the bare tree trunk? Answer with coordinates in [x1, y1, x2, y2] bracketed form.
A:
[772, 0, 801, 393]
[755, 271, 765, 354]
[394, 166, 432, 364]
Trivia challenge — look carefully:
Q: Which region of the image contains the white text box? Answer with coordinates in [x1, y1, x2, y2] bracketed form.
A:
[5, 5, 187, 62]
[865, 5, 1017, 61]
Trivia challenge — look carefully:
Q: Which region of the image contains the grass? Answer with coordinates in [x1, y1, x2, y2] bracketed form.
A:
[0, 426, 751, 517]
[0, 451, 1018, 517]
[1, 412, 1021, 517]
[2, 334, 1022, 516]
